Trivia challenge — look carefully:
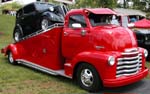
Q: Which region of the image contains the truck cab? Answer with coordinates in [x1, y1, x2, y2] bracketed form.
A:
[1, 8, 149, 92]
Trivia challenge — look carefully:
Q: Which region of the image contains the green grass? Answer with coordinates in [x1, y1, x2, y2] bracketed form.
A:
[0, 15, 87, 94]
[0, 15, 150, 94]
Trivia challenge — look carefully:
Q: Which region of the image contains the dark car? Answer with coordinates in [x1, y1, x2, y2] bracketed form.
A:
[13, 2, 68, 42]
[133, 29, 150, 59]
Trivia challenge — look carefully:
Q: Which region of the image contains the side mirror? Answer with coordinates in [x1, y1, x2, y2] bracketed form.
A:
[72, 23, 82, 28]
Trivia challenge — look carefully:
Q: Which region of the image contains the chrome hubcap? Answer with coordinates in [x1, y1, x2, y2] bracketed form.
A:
[15, 31, 19, 42]
[81, 69, 94, 87]
[9, 53, 14, 63]
[41, 19, 48, 30]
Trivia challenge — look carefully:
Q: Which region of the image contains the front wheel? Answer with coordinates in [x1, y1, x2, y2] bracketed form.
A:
[8, 52, 18, 65]
[41, 16, 54, 30]
[13, 27, 23, 42]
[76, 63, 103, 92]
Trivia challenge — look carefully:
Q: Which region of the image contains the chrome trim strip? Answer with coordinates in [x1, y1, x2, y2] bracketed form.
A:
[124, 48, 138, 52]
[116, 67, 140, 74]
[16, 59, 72, 79]
[116, 70, 140, 77]
[117, 55, 142, 61]
[117, 64, 142, 70]
[118, 59, 141, 65]
[121, 51, 139, 55]
[21, 23, 64, 41]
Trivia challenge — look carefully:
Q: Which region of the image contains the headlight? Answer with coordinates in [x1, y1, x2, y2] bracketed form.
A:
[145, 36, 148, 41]
[108, 56, 115, 66]
[144, 49, 148, 58]
[49, 7, 54, 12]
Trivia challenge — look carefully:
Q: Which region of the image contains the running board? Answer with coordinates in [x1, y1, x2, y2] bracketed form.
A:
[16, 59, 72, 79]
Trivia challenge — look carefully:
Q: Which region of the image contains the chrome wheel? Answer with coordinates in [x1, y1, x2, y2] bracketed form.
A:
[81, 69, 94, 87]
[8, 52, 17, 65]
[8, 52, 14, 64]
[41, 19, 49, 30]
[14, 31, 20, 42]
[77, 63, 103, 92]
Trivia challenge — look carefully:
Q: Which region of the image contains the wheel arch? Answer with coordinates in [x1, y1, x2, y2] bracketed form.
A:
[14, 24, 24, 35]
[72, 61, 102, 81]
[71, 51, 109, 81]
[42, 12, 53, 20]
[5, 44, 20, 60]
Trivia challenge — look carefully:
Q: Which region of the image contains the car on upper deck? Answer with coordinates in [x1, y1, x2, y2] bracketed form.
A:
[13, 2, 68, 42]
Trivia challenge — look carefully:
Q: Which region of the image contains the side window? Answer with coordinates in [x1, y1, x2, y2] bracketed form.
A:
[69, 15, 87, 28]
[23, 4, 35, 14]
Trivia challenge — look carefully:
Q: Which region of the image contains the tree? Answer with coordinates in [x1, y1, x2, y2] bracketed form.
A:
[71, 0, 117, 9]
[132, 0, 150, 11]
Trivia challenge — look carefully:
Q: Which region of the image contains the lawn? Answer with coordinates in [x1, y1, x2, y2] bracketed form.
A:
[0, 15, 149, 94]
[0, 15, 87, 94]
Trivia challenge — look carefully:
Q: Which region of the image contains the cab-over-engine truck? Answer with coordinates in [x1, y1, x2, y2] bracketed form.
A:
[1, 8, 149, 92]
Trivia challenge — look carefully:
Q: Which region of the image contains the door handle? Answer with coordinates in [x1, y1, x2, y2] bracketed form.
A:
[64, 32, 69, 36]
[81, 30, 87, 36]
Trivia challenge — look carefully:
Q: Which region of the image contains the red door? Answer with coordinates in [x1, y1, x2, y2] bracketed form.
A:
[62, 14, 91, 59]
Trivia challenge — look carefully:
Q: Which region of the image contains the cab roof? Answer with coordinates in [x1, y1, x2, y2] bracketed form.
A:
[68, 8, 117, 15]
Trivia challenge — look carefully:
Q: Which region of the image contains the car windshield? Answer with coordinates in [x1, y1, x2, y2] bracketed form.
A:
[88, 13, 119, 27]
[36, 3, 55, 11]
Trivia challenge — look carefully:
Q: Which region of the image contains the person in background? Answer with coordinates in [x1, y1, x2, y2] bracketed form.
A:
[111, 15, 120, 26]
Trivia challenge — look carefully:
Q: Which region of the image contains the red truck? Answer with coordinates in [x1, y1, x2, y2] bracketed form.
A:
[1, 8, 149, 92]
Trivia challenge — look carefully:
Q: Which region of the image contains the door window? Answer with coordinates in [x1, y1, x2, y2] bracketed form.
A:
[68, 15, 87, 28]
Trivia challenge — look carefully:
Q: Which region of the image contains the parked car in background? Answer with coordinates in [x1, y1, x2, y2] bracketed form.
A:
[13, 2, 68, 42]
[114, 8, 146, 28]
[114, 8, 150, 59]
[130, 19, 150, 59]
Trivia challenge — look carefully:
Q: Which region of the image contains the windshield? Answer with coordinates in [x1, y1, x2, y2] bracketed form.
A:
[35, 3, 55, 11]
[88, 13, 119, 26]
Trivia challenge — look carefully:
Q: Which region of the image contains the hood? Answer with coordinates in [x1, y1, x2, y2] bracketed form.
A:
[92, 25, 137, 52]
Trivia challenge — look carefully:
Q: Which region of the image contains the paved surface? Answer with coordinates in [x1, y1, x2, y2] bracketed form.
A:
[97, 79, 150, 94]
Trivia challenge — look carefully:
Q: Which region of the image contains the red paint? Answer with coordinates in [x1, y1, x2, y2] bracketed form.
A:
[1, 8, 148, 88]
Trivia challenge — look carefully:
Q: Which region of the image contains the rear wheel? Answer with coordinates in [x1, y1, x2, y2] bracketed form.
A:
[13, 27, 23, 42]
[41, 16, 54, 30]
[76, 63, 103, 92]
[8, 52, 17, 65]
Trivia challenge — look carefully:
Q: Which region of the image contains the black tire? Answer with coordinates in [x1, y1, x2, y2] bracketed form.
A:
[41, 17, 52, 30]
[13, 27, 23, 42]
[76, 63, 103, 92]
[8, 52, 18, 65]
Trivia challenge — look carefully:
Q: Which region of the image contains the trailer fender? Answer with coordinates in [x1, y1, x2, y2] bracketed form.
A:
[4, 44, 19, 60]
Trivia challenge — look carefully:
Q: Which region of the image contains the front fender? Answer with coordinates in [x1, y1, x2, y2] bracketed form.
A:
[71, 51, 119, 80]
[42, 12, 64, 22]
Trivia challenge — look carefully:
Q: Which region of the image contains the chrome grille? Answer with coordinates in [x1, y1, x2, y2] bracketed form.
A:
[116, 48, 142, 77]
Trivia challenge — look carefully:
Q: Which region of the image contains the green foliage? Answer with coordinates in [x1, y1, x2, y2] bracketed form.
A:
[0, 2, 22, 11]
[53, 0, 117, 9]
[146, 13, 150, 19]
[132, 0, 145, 10]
